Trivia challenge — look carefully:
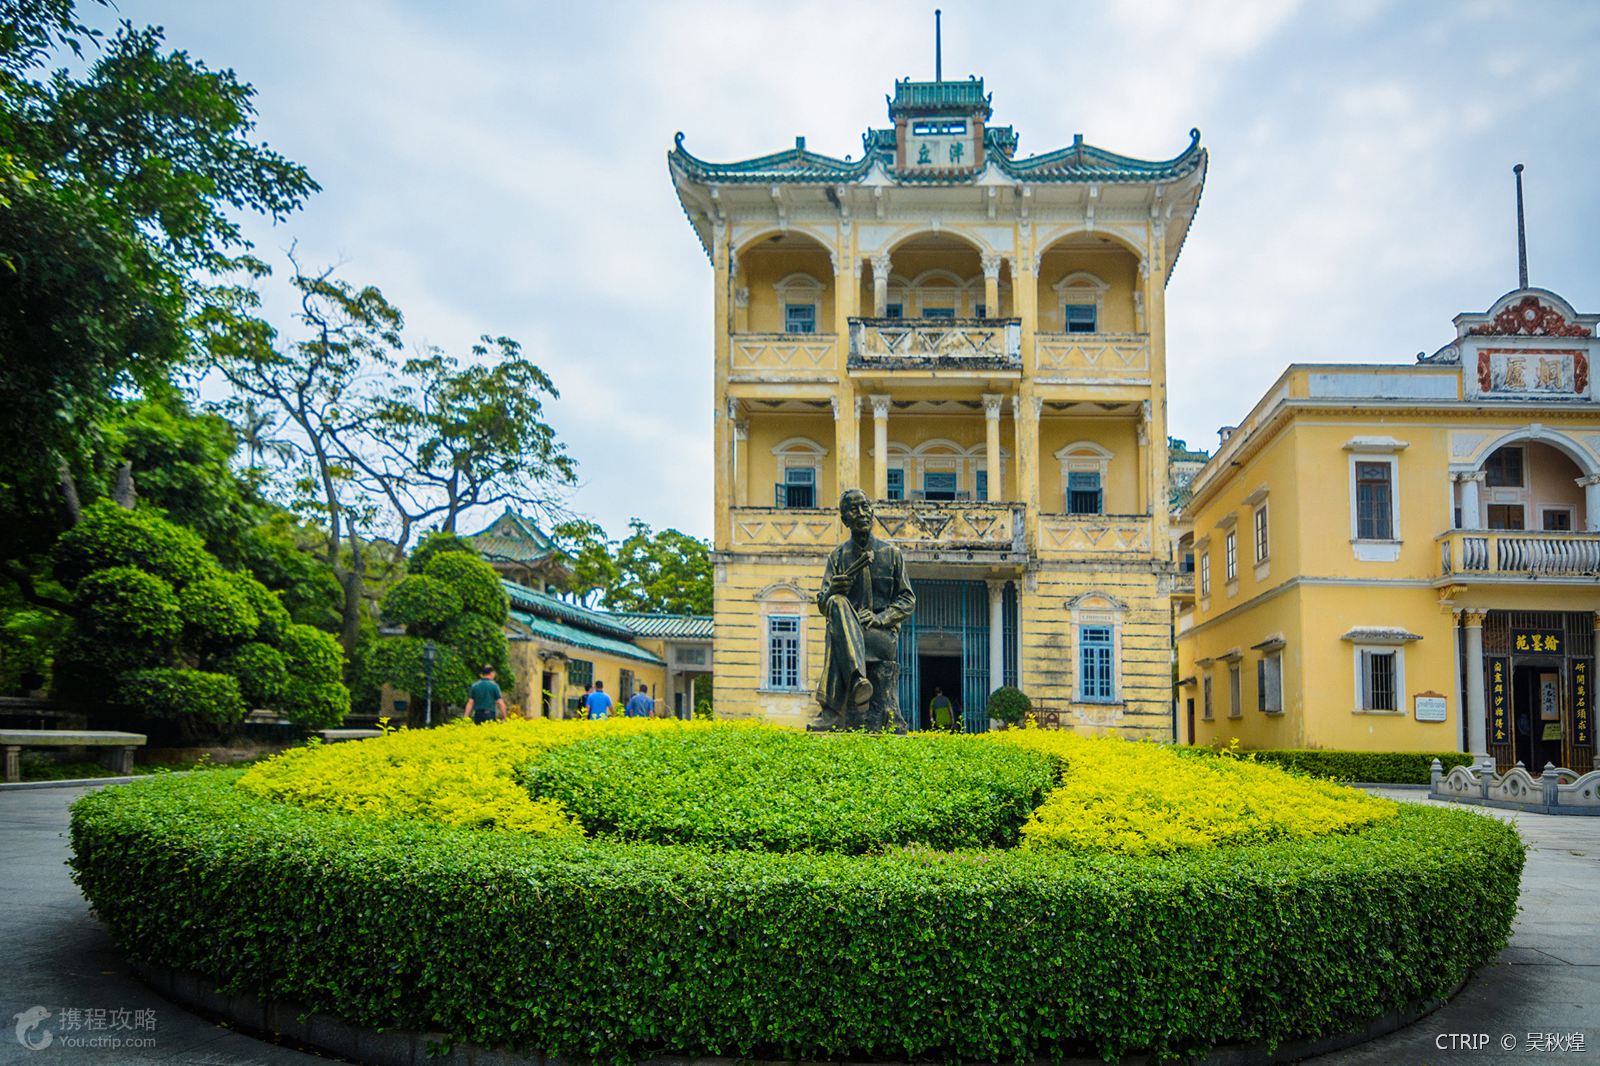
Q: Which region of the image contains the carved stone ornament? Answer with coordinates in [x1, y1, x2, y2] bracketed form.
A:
[1469, 295, 1592, 338]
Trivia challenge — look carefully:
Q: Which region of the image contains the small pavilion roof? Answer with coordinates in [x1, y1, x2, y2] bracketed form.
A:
[464, 508, 558, 566]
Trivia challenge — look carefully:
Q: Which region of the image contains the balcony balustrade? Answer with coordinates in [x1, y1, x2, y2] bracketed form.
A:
[848, 317, 1021, 370]
[729, 501, 1024, 554]
[730, 333, 838, 380]
[1038, 514, 1153, 556]
[1035, 332, 1151, 378]
[1438, 529, 1600, 579]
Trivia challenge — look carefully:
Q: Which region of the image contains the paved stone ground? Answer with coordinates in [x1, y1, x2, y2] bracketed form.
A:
[1, 783, 1595, 1065]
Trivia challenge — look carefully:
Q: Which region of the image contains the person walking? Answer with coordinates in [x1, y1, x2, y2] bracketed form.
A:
[624, 683, 655, 718]
[584, 679, 614, 719]
[463, 665, 506, 724]
[929, 686, 956, 732]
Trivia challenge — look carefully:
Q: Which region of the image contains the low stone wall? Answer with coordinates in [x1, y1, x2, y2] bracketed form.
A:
[1431, 758, 1600, 815]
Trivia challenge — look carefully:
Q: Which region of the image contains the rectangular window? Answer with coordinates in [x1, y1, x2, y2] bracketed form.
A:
[1067, 471, 1103, 515]
[1253, 505, 1269, 562]
[1488, 504, 1525, 530]
[1355, 461, 1394, 540]
[1484, 447, 1523, 488]
[675, 646, 708, 666]
[1228, 661, 1242, 718]
[1360, 649, 1397, 711]
[1543, 508, 1574, 532]
[975, 303, 987, 319]
[618, 668, 635, 702]
[567, 659, 594, 689]
[784, 303, 816, 334]
[1064, 303, 1097, 333]
[912, 120, 967, 136]
[1258, 653, 1283, 713]
[776, 466, 816, 509]
[885, 468, 905, 501]
[1200, 553, 1211, 597]
[923, 306, 956, 319]
[975, 469, 989, 501]
[923, 471, 957, 501]
[1202, 674, 1214, 720]
[885, 303, 903, 319]
[1225, 530, 1238, 582]
[1078, 625, 1115, 703]
[767, 615, 801, 690]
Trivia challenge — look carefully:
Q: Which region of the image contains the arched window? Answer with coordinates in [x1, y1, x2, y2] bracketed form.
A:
[1052, 271, 1109, 333]
[772, 437, 827, 509]
[774, 273, 822, 334]
[1055, 441, 1113, 515]
[756, 583, 810, 691]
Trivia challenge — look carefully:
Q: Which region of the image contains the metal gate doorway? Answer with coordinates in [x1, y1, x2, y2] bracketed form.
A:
[896, 578, 1017, 732]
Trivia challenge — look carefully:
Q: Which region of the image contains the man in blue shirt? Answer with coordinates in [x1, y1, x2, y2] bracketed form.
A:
[584, 679, 613, 719]
[624, 683, 654, 718]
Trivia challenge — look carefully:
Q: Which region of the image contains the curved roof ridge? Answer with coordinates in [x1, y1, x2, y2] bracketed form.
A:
[999, 128, 1203, 179]
[670, 132, 872, 182]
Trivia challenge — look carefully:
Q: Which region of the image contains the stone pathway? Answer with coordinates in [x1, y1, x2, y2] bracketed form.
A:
[1, 783, 1595, 1065]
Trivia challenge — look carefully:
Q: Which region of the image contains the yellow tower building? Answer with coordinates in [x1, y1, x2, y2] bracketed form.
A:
[1175, 285, 1600, 775]
[670, 72, 1205, 733]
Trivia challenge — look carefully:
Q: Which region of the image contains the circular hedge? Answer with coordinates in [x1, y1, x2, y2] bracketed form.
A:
[69, 721, 1523, 1063]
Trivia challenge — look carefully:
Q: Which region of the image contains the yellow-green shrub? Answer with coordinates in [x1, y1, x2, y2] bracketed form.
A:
[992, 729, 1395, 855]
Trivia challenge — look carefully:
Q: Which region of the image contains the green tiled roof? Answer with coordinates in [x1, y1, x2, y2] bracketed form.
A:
[502, 580, 639, 639]
[669, 126, 1203, 187]
[465, 508, 558, 565]
[612, 613, 715, 640]
[888, 78, 991, 117]
[510, 611, 666, 667]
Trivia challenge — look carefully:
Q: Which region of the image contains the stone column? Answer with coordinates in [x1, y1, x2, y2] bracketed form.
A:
[1463, 609, 1489, 764]
[870, 394, 891, 500]
[1136, 411, 1150, 516]
[1014, 394, 1042, 537]
[987, 579, 1007, 693]
[713, 223, 733, 548]
[1459, 471, 1485, 528]
[732, 414, 748, 508]
[871, 253, 892, 317]
[981, 254, 1001, 318]
[834, 248, 860, 494]
[1578, 475, 1600, 531]
[983, 394, 1004, 500]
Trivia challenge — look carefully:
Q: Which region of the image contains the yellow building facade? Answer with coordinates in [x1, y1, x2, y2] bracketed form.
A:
[1176, 287, 1600, 775]
[670, 74, 1205, 733]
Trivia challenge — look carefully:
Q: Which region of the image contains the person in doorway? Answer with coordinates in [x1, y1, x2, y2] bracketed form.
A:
[585, 679, 614, 719]
[463, 665, 506, 724]
[625, 683, 654, 718]
[929, 686, 956, 732]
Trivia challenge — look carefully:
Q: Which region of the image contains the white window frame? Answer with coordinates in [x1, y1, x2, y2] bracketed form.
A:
[1227, 659, 1243, 719]
[1056, 441, 1113, 515]
[765, 614, 803, 691]
[1052, 271, 1108, 333]
[774, 273, 823, 335]
[771, 437, 827, 509]
[1071, 598, 1124, 706]
[1224, 530, 1238, 583]
[1199, 550, 1212, 599]
[1541, 506, 1575, 532]
[1345, 444, 1404, 561]
[1202, 673, 1214, 720]
[1352, 644, 1405, 715]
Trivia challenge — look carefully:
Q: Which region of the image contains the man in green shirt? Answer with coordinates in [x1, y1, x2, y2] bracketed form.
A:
[463, 665, 506, 724]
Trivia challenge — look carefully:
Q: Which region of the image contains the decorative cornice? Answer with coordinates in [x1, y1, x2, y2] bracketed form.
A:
[1468, 295, 1591, 338]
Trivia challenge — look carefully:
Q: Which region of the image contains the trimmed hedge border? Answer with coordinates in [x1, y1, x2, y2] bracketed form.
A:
[70, 772, 1523, 1063]
[1241, 750, 1474, 785]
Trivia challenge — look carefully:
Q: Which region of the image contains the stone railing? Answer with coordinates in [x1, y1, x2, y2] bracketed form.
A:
[1038, 515, 1153, 556]
[1431, 759, 1600, 815]
[1035, 332, 1150, 377]
[730, 333, 838, 379]
[1437, 529, 1600, 578]
[871, 501, 1024, 552]
[848, 317, 1021, 368]
[729, 502, 1024, 554]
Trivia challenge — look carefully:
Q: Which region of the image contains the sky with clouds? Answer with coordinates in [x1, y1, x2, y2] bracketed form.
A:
[90, 0, 1600, 541]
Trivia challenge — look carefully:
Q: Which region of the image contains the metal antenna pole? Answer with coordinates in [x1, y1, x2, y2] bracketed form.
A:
[935, 9, 942, 80]
[1514, 163, 1528, 290]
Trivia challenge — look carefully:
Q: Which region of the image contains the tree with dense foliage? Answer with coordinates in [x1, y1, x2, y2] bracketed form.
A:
[49, 500, 348, 735]
[552, 519, 711, 615]
[366, 536, 514, 723]
[0, 0, 316, 529]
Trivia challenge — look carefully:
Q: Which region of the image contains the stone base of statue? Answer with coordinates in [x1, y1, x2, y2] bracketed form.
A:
[815, 658, 904, 733]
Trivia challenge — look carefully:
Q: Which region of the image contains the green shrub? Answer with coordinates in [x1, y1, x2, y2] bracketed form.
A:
[222, 642, 289, 708]
[1236, 749, 1475, 785]
[407, 531, 475, 575]
[443, 615, 511, 677]
[117, 668, 245, 727]
[279, 624, 344, 685]
[225, 571, 291, 645]
[423, 550, 507, 621]
[178, 574, 260, 649]
[987, 685, 1031, 725]
[363, 636, 472, 709]
[520, 729, 1059, 853]
[279, 678, 350, 730]
[74, 566, 181, 656]
[380, 574, 463, 631]
[70, 773, 1523, 1064]
[52, 501, 216, 591]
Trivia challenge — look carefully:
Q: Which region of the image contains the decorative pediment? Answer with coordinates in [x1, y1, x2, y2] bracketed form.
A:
[1469, 295, 1591, 338]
